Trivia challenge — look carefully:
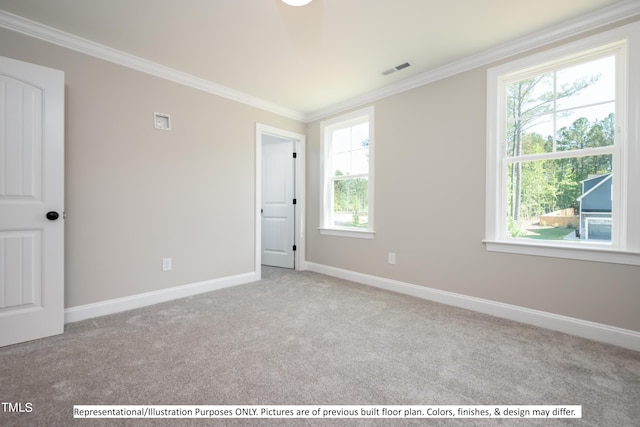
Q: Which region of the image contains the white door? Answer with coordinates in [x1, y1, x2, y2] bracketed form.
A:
[0, 57, 65, 347]
[261, 135, 295, 269]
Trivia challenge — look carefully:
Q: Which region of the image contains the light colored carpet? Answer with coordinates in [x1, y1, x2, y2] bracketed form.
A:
[1, 267, 639, 426]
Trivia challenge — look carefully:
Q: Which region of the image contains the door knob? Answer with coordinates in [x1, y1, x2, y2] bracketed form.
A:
[46, 211, 59, 221]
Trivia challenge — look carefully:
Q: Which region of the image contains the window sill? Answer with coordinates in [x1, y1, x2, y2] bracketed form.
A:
[483, 239, 640, 266]
[318, 227, 375, 239]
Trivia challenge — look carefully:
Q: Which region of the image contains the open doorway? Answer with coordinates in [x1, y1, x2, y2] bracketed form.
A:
[255, 124, 305, 275]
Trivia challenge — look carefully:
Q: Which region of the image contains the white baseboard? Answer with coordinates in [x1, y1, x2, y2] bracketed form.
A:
[306, 262, 640, 352]
[64, 271, 259, 324]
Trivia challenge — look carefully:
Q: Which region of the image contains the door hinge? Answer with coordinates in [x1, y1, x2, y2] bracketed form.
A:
[293, 198, 297, 205]
[293, 245, 297, 251]
[293, 152, 297, 158]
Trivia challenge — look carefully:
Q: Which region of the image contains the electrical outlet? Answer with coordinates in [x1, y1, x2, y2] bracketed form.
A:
[162, 257, 172, 272]
[388, 252, 396, 265]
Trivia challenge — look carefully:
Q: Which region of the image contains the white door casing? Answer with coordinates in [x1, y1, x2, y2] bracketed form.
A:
[261, 135, 295, 268]
[0, 56, 65, 347]
[255, 124, 305, 274]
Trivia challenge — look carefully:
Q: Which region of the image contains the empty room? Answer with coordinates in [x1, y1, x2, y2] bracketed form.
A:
[0, 0, 639, 425]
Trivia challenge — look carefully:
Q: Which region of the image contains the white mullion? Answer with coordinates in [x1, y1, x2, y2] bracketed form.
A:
[552, 70, 558, 152]
[332, 173, 368, 182]
[554, 99, 616, 116]
[505, 145, 615, 164]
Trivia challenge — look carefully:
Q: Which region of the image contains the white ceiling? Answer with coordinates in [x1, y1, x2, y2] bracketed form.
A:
[0, 0, 635, 120]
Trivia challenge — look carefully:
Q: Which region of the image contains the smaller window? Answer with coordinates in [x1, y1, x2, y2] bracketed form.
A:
[320, 107, 375, 238]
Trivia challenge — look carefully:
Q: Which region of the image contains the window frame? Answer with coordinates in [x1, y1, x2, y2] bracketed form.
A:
[319, 106, 375, 239]
[485, 21, 640, 266]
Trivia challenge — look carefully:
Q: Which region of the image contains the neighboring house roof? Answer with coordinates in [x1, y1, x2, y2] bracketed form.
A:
[577, 173, 612, 202]
[577, 173, 612, 213]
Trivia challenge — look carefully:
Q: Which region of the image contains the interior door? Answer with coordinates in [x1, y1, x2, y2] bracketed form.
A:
[261, 135, 295, 269]
[0, 56, 65, 347]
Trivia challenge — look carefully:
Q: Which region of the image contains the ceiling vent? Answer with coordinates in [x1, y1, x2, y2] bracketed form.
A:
[381, 61, 412, 76]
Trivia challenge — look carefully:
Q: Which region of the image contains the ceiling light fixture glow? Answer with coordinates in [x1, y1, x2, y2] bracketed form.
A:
[282, 0, 312, 6]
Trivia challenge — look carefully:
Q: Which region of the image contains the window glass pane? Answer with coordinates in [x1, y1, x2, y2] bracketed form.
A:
[333, 151, 350, 176]
[332, 122, 369, 176]
[351, 122, 369, 150]
[556, 56, 615, 110]
[333, 148, 369, 176]
[506, 155, 612, 242]
[506, 74, 554, 156]
[332, 177, 369, 228]
[506, 57, 615, 157]
[332, 128, 351, 153]
[350, 148, 369, 175]
[556, 108, 615, 151]
[508, 114, 554, 156]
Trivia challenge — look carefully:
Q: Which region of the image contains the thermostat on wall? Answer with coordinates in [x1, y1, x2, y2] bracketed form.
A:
[154, 112, 171, 130]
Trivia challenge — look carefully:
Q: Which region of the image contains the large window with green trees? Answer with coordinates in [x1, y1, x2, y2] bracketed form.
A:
[486, 22, 640, 265]
[320, 107, 374, 238]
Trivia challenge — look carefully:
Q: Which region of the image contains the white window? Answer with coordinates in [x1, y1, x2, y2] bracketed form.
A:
[320, 106, 375, 238]
[485, 21, 640, 265]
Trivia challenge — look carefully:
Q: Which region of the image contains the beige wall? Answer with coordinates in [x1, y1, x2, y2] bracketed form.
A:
[0, 28, 304, 308]
[306, 45, 640, 333]
[2, 19, 639, 334]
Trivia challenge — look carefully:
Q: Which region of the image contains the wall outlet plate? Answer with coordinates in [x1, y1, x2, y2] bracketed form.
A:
[162, 257, 172, 271]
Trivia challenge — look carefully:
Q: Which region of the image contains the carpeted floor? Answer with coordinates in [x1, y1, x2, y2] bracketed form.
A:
[1, 267, 639, 426]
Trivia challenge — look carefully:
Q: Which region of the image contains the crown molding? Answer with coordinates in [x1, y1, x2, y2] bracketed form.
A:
[0, 10, 305, 122]
[305, 0, 640, 123]
[2, 1, 640, 124]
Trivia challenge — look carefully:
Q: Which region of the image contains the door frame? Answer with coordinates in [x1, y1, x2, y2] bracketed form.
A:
[256, 123, 306, 277]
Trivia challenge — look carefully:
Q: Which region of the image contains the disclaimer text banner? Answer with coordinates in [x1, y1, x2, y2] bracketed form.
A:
[73, 405, 581, 419]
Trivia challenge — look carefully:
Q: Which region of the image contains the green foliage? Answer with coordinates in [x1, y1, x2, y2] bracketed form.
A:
[352, 211, 360, 225]
[507, 116, 613, 225]
[333, 172, 368, 227]
[507, 217, 527, 238]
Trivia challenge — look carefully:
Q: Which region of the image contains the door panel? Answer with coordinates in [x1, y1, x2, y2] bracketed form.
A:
[1, 75, 41, 199]
[0, 231, 41, 309]
[261, 136, 294, 268]
[263, 217, 288, 256]
[0, 56, 64, 347]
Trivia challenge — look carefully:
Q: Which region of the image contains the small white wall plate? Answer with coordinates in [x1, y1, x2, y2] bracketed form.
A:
[154, 112, 171, 130]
